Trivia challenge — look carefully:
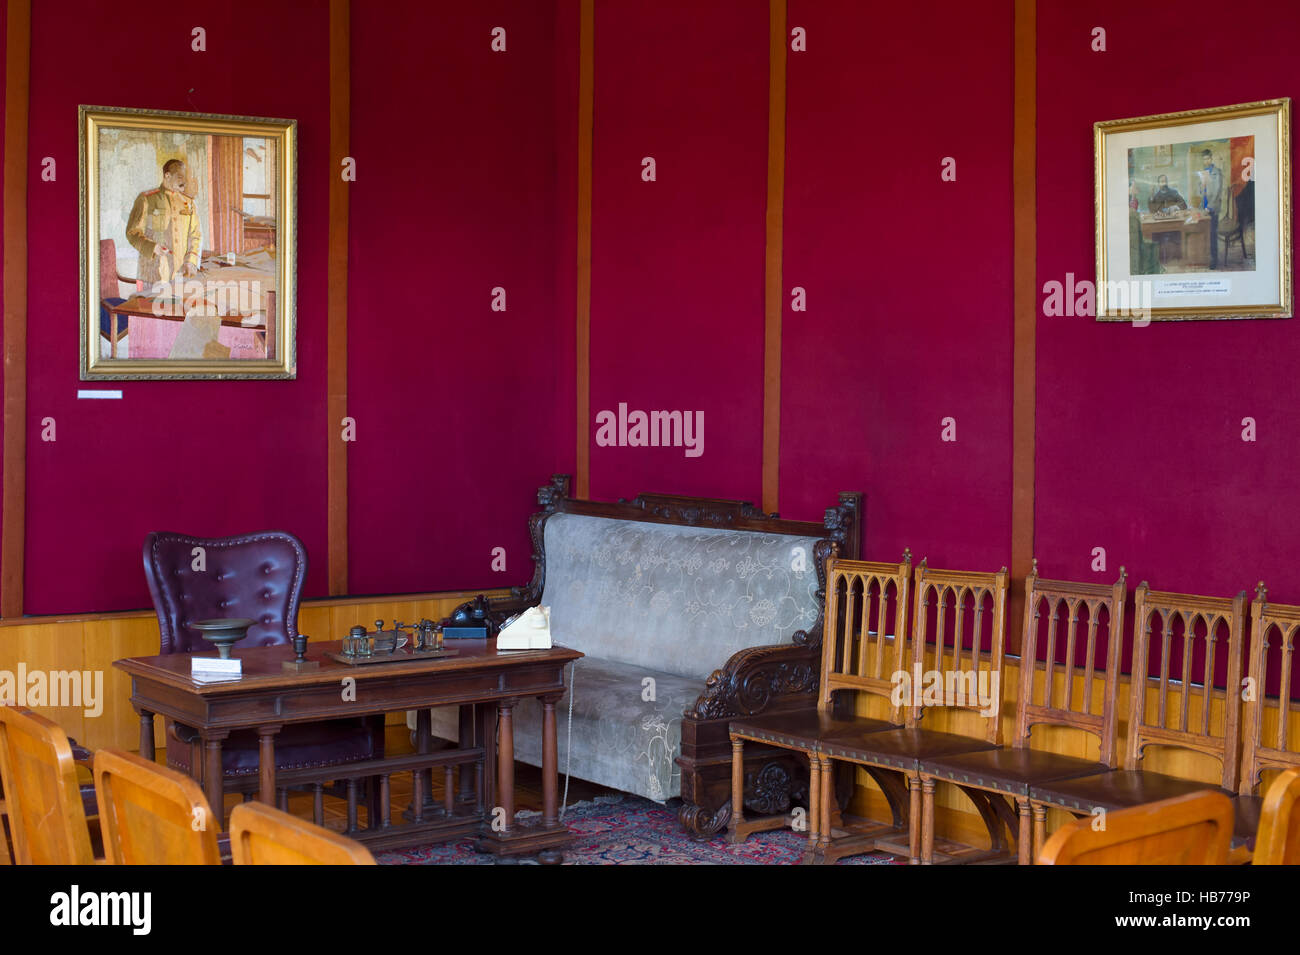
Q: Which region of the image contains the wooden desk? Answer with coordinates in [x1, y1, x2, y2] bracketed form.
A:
[114, 639, 582, 863]
[1140, 213, 1211, 268]
[104, 266, 275, 359]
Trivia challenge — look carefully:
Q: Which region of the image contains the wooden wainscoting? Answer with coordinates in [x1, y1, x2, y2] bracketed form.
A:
[0, 589, 509, 752]
[851, 649, 1295, 850]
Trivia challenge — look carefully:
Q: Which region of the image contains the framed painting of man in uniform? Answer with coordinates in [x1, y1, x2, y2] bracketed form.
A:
[79, 106, 297, 379]
[1094, 98, 1291, 322]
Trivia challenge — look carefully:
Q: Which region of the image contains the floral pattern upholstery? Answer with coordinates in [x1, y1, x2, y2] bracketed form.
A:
[428, 513, 823, 802]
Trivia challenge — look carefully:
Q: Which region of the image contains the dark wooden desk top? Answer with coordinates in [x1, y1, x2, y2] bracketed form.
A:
[114, 639, 583, 696]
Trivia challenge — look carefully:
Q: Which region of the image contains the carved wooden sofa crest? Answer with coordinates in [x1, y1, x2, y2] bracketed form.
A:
[439, 475, 861, 837]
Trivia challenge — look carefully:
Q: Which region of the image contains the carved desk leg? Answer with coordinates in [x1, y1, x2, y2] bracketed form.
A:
[202, 730, 230, 830]
[475, 691, 572, 864]
[537, 694, 563, 865]
[257, 724, 282, 807]
[137, 708, 155, 761]
[498, 702, 516, 834]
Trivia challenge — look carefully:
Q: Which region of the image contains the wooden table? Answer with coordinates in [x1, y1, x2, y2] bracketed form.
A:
[114, 639, 582, 863]
[1140, 213, 1212, 268]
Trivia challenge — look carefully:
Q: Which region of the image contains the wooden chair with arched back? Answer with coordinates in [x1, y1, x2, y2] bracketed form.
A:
[810, 562, 1011, 864]
[1037, 789, 1234, 865]
[229, 801, 375, 865]
[94, 748, 221, 865]
[728, 551, 913, 861]
[1237, 584, 1300, 858]
[1029, 585, 1248, 855]
[0, 707, 96, 864]
[917, 563, 1128, 863]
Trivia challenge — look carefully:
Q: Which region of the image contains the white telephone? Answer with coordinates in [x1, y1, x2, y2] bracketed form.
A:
[497, 605, 552, 650]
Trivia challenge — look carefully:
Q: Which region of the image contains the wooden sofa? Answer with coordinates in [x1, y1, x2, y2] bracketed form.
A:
[437, 475, 861, 837]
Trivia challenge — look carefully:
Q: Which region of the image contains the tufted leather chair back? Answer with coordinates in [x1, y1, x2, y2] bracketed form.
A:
[142, 531, 306, 655]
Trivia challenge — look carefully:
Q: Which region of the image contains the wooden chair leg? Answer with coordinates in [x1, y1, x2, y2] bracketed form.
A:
[1032, 801, 1047, 862]
[728, 736, 744, 844]
[817, 755, 834, 858]
[1016, 796, 1032, 865]
[906, 773, 921, 862]
[802, 751, 821, 863]
[919, 775, 936, 865]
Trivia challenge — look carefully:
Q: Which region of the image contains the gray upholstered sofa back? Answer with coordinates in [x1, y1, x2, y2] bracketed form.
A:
[539, 512, 822, 681]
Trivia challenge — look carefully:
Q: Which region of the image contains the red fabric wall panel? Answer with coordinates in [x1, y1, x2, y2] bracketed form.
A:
[779, 0, 1014, 566]
[347, 0, 566, 595]
[586, 0, 768, 502]
[1036, 0, 1300, 612]
[23, 0, 330, 613]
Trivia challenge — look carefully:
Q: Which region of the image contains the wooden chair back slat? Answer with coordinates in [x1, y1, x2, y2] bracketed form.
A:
[1279, 627, 1295, 750]
[820, 553, 913, 723]
[1156, 609, 1171, 728]
[1081, 601, 1101, 714]
[230, 801, 376, 865]
[1014, 567, 1127, 765]
[94, 748, 221, 865]
[1254, 768, 1300, 865]
[908, 563, 1009, 741]
[1060, 598, 1080, 710]
[0, 707, 94, 865]
[1042, 602, 1059, 709]
[1036, 790, 1234, 865]
[1126, 585, 1246, 792]
[1240, 586, 1300, 793]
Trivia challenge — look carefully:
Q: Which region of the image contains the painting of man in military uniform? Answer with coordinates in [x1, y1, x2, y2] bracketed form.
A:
[126, 159, 202, 286]
[80, 106, 296, 379]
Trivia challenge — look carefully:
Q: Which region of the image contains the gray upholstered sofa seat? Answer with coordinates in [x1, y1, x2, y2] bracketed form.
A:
[429, 510, 823, 802]
[431, 656, 704, 801]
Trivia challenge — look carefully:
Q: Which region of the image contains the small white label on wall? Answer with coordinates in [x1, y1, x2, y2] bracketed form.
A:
[76, 390, 123, 399]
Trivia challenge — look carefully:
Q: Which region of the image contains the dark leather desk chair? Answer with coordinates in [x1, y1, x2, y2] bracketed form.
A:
[142, 531, 382, 805]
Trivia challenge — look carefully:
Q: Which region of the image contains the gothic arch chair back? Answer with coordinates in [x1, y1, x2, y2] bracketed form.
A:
[810, 562, 1011, 864]
[918, 564, 1128, 863]
[1236, 585, 1300, 856]
[1028, 585, 1249, 858]
[727, 551, 913, 860]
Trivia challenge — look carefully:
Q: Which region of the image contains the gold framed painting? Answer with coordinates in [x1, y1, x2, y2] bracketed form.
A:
[80, 106, 297, 379]
[1095, 98, 1291, 322]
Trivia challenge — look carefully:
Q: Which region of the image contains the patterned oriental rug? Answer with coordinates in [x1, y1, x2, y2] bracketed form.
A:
[374, 795, 904, 865]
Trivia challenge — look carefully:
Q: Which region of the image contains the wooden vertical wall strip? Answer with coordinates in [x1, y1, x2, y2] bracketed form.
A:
[2, 0, 31, 618]
[761, 0, 787, 515]
[327, 0, 350, 594]
[575, 0, 594, 499]
[1010, 0, 1036, 653]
